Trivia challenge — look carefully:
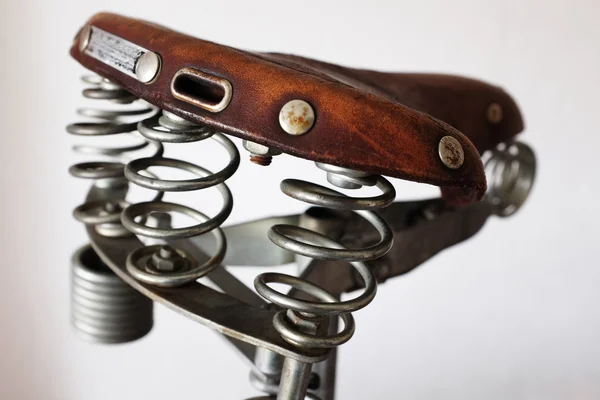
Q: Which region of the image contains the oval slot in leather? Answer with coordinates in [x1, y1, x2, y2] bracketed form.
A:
[171, 67, 232, 113]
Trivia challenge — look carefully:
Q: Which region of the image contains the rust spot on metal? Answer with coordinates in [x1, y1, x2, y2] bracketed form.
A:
[250, 154, 272, 166]
[438, 136, 464, 169]
[286, 105, 311, 130]
[279, 100, 315, 135]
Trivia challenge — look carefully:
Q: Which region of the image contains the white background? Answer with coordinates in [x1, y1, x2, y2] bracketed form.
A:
[2, 1, 599, 399]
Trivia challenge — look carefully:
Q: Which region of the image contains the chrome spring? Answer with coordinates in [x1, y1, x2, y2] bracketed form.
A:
[71, 244, 153, 344]
[67, 75, 162, 237]
[483, 141, 536, 217]
[254, 163, 395, 350]
[67, 76, 157, 343]
[121, 110, 240, 287]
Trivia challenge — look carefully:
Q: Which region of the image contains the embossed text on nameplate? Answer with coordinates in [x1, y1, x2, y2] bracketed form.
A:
[84, 26, 149, 79]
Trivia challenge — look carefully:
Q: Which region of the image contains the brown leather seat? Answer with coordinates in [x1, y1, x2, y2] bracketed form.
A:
[71, 13, 523, 204]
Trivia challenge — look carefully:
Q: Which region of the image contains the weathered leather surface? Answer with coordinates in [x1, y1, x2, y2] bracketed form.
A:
[69, 13, 525, 204]
[263, 54, 524, 154]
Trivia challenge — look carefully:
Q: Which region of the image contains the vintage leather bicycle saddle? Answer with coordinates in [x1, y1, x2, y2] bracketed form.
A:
[71, 13, 524, 205]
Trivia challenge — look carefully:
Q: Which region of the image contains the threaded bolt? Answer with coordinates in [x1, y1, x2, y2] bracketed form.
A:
[159, 245, 175, 258]
[250, 154, 273, 166]
[243, 140, 281, 167]
[150, 245, 184, 272]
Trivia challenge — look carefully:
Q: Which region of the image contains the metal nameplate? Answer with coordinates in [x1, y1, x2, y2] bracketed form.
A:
[84, 26, 148, 79]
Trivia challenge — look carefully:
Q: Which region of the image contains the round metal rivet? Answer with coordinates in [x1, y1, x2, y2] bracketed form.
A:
[79, 25, 91, 52]
[438, 136, 464, 169]
[135, 51, 162, 84]
[487, 102, 503, 124]
[279, 100, 315, 135]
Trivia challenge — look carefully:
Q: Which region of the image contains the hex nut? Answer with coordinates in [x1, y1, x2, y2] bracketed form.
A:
[243, 140, 282, 166]
[243, 140, 279, 156]
[285, 310, 329, 336]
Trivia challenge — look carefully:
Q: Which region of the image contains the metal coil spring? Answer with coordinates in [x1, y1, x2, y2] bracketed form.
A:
[71, 244, 153, 344]
[121, 110, 240, 287]
[254, 163, 395, 349]
[67, 76, 162, 237]
[67, 76, 159, 343]
[483, 141, 536, 217]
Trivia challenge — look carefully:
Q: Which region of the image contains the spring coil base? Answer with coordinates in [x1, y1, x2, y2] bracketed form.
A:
[71, 245, 153, 344]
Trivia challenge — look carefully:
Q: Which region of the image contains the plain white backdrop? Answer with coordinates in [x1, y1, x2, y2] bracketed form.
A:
[1, 0, 599, 399]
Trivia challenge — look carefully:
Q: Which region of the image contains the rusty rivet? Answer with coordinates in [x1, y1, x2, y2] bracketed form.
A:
[487, 103, 503, 124]
[438, 136, 464, 169]
[279, 100, 315, 135]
